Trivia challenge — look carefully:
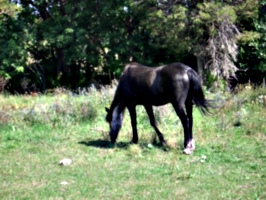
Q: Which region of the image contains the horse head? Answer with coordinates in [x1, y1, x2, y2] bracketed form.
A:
[105, 106, 124, 143]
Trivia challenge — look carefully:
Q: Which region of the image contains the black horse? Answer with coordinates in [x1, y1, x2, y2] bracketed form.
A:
[105, 62, 210, 154]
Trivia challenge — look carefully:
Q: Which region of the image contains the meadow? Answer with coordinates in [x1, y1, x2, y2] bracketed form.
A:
[0, 85, 266, 200]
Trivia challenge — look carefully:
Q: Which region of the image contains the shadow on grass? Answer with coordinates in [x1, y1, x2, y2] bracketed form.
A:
[78, 139, 170, 151]
[78, 139, 130, 149]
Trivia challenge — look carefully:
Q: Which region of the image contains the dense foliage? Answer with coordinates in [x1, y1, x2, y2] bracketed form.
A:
[0, 0, 265, 93]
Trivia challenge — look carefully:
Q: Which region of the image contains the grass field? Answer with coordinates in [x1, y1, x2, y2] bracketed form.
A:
[0, 86, 266, 199]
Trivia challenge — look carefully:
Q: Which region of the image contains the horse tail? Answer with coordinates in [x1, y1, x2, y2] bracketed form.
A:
[188, 69, 210, 115]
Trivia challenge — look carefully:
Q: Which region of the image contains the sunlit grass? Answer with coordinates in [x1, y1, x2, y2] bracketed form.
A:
[0, 86, 266, 199]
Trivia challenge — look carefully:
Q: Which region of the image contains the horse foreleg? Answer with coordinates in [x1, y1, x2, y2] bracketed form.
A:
[144, 105, 167, 146]
[127, 105, 138, 144]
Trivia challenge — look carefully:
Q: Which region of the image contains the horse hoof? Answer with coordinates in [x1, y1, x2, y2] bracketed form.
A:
[189, 139, 195, 151]
[183, 139, 195, 155]
[185, 139, 195, 149]
[183, 148, 193, 155]
[110, 140, 116, 144]
[161, 140, 168, 147]
[161, 143, 169, 151]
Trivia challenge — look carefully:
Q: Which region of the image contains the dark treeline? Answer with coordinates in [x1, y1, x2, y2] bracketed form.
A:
[0, 0, 265, 93]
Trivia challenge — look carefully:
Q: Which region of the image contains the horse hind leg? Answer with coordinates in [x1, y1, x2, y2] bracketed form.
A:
[144, 105, 167, 146]
[172, 102, 194, 154]
[183, 101, 195, 154]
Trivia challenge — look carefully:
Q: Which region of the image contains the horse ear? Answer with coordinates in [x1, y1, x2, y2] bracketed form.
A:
[105, 107, 110, 113]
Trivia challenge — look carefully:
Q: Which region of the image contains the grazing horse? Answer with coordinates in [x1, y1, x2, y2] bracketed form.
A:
[105, 62, 210, 154]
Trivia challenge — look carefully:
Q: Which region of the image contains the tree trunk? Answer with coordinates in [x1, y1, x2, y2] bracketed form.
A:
[196, 55, 204, 84]
[55, 48, 69, 86]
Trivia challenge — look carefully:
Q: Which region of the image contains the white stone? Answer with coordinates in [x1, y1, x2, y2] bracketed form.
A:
[59, 158, 72, 166]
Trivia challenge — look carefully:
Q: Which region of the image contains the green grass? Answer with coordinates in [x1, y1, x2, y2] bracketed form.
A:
[0, 87, 266, 199]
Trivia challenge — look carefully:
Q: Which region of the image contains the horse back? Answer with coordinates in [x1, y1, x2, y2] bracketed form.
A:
[116, 62, 191, 105]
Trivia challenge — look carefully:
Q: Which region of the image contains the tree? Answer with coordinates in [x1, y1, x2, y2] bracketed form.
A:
[256, 1, 266, 74]
[140, 1, 189, 64]
[0, 0, 19, 17]
[236, 0, 265, 84]
[0, 0, 264, 92]
[137, 0, 241, 86]
[188, 1, 240, 86]
[10, 0, 108, 89]
[0, 1, 28, 92]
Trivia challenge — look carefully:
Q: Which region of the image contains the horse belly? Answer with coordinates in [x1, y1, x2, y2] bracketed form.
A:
[135, 92, 169, 106]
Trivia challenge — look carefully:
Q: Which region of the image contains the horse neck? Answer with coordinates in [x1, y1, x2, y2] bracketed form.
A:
[112, 103, 125, 115]
[110, 91, 123, 113]
[111, 103, 125, 125]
